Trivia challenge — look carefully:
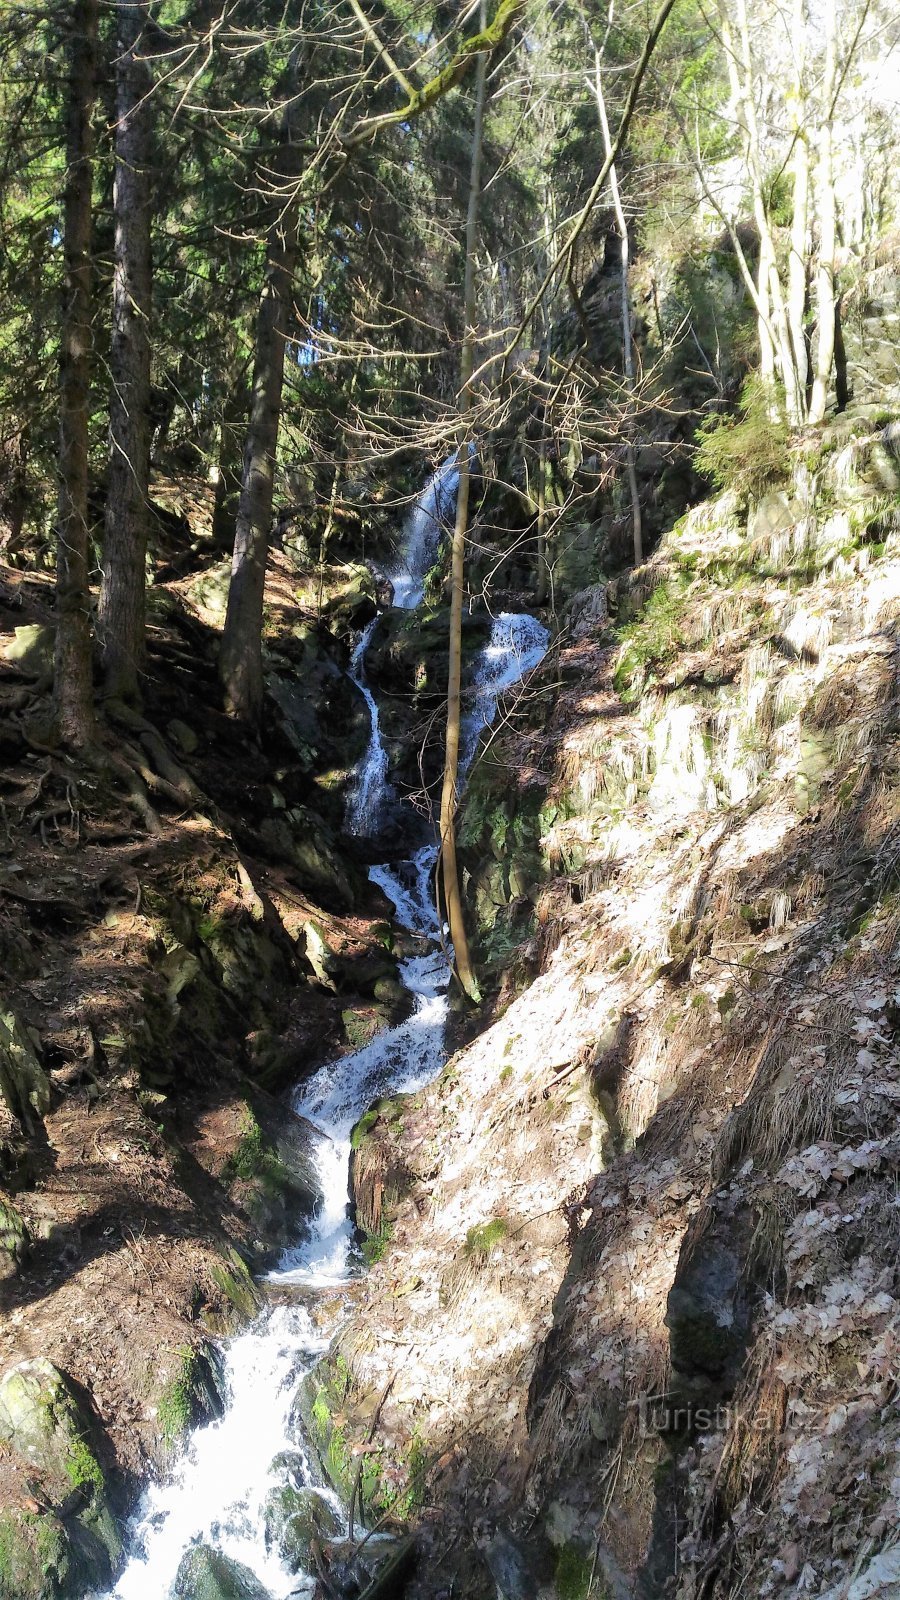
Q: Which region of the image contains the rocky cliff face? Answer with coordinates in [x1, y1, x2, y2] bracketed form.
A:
[311, 410, 900, 1600]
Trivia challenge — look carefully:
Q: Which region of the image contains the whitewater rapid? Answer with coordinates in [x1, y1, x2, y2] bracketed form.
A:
[102, 459, 547, 1599]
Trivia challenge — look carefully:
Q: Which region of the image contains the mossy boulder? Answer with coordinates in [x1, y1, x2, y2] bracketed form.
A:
[349, 1096, 414, 1241]
[0, 1507, 71, 1600]
[341, 1005, 391, 1050]
[263, 1483, 342, 1571]
[223, 1100, 321, 1261]
[207, 1245, 261, 1330]
[171, 1545, 270, 1600]
[0, 1359, 121, 1591]
[154, 1343, 224, 1452]
[0, 624, 54, 680]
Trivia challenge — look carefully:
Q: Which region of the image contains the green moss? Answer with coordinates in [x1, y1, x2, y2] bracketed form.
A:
[554, 1541, 595, 1600]
[63, 1428, 104, 1494]
[614, 578, 690, 702]
[157, 1346, 201, 1449]
[350, 1108, 379, 1151]
[209, 1247, 260, 1320]
[464, 1218, 508, 1258]
[0, 1509, 69, 1600]
[362, 1217, 393, 1264]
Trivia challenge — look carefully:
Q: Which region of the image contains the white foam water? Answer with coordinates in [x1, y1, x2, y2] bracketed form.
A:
[105, 1308, 328, 1600]
[389, 454, 459, 611]
[100, 464, 548, 1599]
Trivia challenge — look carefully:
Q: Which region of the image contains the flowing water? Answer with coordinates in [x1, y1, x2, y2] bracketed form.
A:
[102, 466, 548, 1599]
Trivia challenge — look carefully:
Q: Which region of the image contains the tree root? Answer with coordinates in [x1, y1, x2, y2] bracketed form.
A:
[105, 698, 201, 808]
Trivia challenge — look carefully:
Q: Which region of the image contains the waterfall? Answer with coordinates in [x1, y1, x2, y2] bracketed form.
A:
[102, 463, 547, 1600]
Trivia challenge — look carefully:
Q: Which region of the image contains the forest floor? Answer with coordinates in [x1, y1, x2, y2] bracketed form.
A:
[0, 537, 400, 1511]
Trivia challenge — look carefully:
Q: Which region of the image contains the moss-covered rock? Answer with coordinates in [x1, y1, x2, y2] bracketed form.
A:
[171, 1545, 270, 1600]
[154, 1342, 224, 1452]
[263, 1483, 342, 1571]
[207, 1245, 261, 1330]
[223, 1101, 321, 1257]
[0, 1359, 121, 1591]
[349, 1096, 414, 1241]
[0, 1507, 70, 1600]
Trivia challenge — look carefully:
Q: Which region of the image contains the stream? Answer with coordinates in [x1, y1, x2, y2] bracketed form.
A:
[102, 462, 548, 1599]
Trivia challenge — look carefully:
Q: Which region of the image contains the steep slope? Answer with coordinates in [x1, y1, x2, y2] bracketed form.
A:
[308, 412, 900, 1600]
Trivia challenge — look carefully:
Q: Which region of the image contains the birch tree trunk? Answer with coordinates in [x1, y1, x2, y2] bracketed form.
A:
[786, 0, 810, 401]
[97, 0, 153, 702]
[439, 2, 488, 1003]
[808, 0, 838, 423]
[55, 0, 99, 749]
[722, 0, 804, 423]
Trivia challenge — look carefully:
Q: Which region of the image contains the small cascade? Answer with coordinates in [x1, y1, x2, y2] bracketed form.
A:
[389, 453, 460, 610]
[103, 462, 547, 1600]
[345, 615, 390, 836]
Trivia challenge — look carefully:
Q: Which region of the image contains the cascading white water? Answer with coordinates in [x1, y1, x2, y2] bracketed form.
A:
[101, 463, 547, 1600]
[389, 454, 459, 611]
[345, 615, 390, 836]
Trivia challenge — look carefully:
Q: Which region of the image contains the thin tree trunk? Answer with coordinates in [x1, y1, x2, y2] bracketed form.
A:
[722, 0, 804, 423]
[219, 198, 299, 722]
[211, 376, 249, 553]
[592, 53, 642, 565]
[440, 3, 488, 1004]
[786, 0, 810, 401]
[833, 292, 849, 411]
[55, 0, 99, 749]
[534, 414, 550, 605]
[808, 0, 837, 424]
[97, 0, 153, 701]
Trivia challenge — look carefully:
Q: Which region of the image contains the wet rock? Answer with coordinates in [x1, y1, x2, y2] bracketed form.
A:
[322, 564, 377, 632]
[665, 1198, 753, 1406]
[263, 1483, 342, 1572]
[0, 1358, 121, 1589]
[170, 1545, 271, 1600]
[479, 1528, 538, 1600]
[323, 1533, 416, 1599]
[257, 813, 360, 912]
[225, 1099, 322, 1259]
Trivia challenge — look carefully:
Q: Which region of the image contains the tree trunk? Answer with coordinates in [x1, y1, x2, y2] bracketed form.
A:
[722, 0, 804, 423]
[219, 201, 299, 722]
[55, 0, 99, 750]
[1, 432, 30, 557]
[97, 0, 153, 701]
[833, 292, 849, 411]
[786, 0, 810, 401]
[211, 377, 250, 553]
[439, 3, 488, 1004]
[592, 53, 642, 565]
[808, 0, 837, 424]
